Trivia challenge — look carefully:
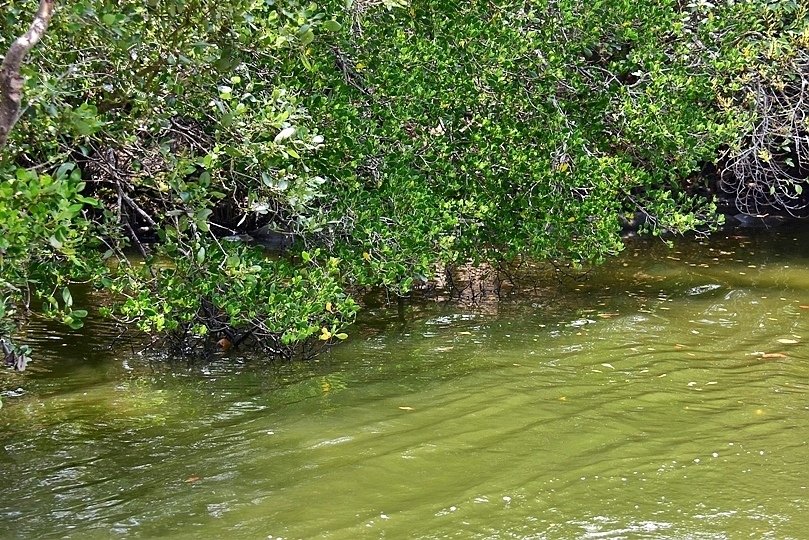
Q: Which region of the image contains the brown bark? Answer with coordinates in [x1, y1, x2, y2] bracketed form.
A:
[0, 0, 55, 149]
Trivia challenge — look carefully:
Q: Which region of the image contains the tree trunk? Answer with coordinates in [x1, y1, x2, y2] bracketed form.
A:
[0, 0, 56, 149]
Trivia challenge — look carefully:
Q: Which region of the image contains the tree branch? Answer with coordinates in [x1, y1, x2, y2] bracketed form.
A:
[0, 0, 56, 149]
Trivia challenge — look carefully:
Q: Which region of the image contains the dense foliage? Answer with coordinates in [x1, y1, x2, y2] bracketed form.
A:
[1, 0, 806, 362]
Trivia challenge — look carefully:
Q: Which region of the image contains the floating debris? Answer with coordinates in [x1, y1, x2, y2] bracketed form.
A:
[686, 284, 721, 296]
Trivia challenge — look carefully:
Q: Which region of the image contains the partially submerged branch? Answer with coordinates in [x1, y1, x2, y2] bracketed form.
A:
[0, 0, 55, 149]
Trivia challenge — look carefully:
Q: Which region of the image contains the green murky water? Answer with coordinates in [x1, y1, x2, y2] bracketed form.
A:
[3, 228, 809, 539]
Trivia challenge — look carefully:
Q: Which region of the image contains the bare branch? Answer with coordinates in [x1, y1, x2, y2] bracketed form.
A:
[0, 0, 56, 149]
[720, 52, 809, 217]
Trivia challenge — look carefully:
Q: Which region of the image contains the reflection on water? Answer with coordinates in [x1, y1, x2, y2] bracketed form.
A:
[2, 227, 809, 539]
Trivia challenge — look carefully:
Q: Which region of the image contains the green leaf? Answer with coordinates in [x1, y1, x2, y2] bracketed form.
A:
[62, 287, 73, 307]
[55, 162, 76, 180]
[300, 53, 313, 71]
[75, 195, 100, 207]
[300, 29, 315, 46]
[195, 208, 213, 222]
[322, 20, 342, 32]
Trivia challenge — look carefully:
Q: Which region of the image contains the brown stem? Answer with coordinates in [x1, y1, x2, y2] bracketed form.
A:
[0, 0, 56, 149]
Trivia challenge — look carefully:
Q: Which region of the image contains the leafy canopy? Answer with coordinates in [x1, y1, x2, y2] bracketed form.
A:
[0, 0, 804, 359]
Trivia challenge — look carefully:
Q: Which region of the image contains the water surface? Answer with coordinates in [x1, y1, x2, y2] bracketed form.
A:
[2, 228, 809, 539]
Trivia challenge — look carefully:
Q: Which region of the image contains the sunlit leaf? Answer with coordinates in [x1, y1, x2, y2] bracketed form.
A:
[274, 126, 296, 142]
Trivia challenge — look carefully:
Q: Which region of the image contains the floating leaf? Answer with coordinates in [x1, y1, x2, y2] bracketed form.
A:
[597, 312, 618, 319]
